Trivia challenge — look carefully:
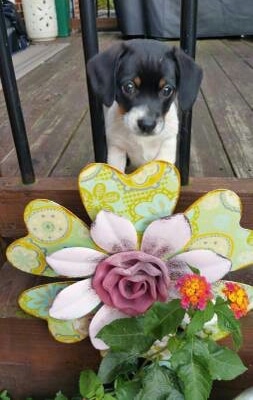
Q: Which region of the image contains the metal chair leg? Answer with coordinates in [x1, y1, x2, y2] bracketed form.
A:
[0, 0, 35, 184]
[178, 0, 198, 185]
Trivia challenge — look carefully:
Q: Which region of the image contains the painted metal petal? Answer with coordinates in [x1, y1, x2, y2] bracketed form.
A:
[79, 161, 180, 234]
[175, 249, 231, 282]
[18, 282, 89, 343]
[6, 199, 96, 277]
[49, 279, 100, 320]
[141, 214, 192, 258]
[46, 247, 106, 277]
[90, 210, 138, 253]
[185, 189, 253, 270]
[89, 304, 128, 350]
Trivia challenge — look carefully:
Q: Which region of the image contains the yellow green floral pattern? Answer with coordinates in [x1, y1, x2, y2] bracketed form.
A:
[185, 190, 253, 270]
[79, 161, 180, 233]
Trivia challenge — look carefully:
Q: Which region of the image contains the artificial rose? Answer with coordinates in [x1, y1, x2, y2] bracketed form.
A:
[92, 250, 170, 316]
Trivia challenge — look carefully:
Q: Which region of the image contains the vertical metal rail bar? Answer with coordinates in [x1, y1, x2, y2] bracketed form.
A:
[179, 0, 198, 185]
[0, 0, 35, 183]
[79, 0, 107, 162]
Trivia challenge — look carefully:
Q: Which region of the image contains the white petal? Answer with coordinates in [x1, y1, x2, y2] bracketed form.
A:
[90, 210, 138, 253]
[89, 304, 128, 350]
[175, 249, 231, 282]
[49, 278, 100, 320]
[46, 247, 106, 277]
[141, 214, 192, 258]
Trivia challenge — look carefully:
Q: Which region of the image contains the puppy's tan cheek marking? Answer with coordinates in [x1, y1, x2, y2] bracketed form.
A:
[117, 105, 127, 115]
[133, 77, 141, 87]
[159, 78, 166, 89]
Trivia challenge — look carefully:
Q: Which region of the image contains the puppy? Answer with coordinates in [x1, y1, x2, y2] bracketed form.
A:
[87, 39, 202, 172]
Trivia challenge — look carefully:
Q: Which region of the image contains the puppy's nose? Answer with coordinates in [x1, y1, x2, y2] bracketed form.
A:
[138, 118, 156, 133]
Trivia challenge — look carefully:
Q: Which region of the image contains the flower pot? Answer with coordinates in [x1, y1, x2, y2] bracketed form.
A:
[22, 0, 58, 42]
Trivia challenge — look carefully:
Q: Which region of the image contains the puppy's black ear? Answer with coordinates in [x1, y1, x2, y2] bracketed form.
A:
[87, 43, 125, 107]
[173, 47, 203, 111]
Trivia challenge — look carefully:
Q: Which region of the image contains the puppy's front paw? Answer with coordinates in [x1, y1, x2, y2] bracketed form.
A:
[107, 146, 127, 172]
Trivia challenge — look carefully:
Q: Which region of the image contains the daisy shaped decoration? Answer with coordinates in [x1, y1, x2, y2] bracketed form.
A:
[6, 161, 253, 348]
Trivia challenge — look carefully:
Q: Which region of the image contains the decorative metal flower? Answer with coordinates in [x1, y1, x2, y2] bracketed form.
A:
[6, 161, 253, 346]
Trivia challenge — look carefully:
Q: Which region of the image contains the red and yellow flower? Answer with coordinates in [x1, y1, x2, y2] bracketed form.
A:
[223, 282, 249, 319]
[176, 274, 213, 310]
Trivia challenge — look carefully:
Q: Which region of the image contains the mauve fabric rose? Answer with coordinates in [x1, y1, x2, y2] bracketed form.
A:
[92, 250, 170, 316]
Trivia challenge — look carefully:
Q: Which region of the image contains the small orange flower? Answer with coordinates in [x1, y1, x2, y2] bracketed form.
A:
[176, 274, 213, 310]
[223, 282, 249, 319]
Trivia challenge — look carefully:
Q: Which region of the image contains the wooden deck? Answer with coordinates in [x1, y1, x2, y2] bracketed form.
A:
[0, 33, 252, 180]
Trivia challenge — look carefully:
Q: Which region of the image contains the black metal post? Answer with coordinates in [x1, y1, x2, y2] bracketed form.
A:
[179, 0, 198, 185]
[79, 0, 107, 162]
[0, 0, 35, 184]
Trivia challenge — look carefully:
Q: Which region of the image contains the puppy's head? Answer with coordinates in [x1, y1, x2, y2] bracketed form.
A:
[87, 39, 202, 137]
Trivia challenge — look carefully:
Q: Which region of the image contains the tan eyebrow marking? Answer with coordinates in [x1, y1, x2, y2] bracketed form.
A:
[159, 78, 166, 89]
[117, 104, 127, 115]
[133, 77, 141, 87]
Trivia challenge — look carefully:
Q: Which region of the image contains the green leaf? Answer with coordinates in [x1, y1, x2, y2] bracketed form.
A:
[165, 390, 184, 400]
[214, 299, 242, 349]
[187, 301, 215, 336]
[98, 351, 138, 384]
[207, 340, 247, 380]
[142, 300, 185, 339]
[79, 370, 104, 399]
[97, 318, 154, 353]
[177, 359, 212, 400]
[54, 392, 69, 400]
[135, 364, 179, 400]
[170, 337, 209, 369]
[103, 395, 116, 400]
[115, 379, 142, 400]
[0, 391, 11, 400]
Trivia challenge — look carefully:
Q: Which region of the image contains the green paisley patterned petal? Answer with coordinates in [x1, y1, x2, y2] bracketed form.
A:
[184, 190, 253, 270]
[48, 316, 89, 343]
[18, 282, 89, 343]
[18, 282, 72, 319]
[7, 199, 96, 276]
[79, 161, 180, 234]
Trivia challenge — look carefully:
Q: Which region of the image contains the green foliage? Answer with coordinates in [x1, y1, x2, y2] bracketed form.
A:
[1, 296, 247, 400]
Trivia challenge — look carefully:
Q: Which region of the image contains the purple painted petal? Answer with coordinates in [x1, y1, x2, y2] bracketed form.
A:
[175, 249, 231, 282]
[49, 279, 100, 320]
[46, 247, 106, 277]
[167, 257, 193, 281]
[141, 214, 192, 258]
[90, 210, 138, 253]
[89, 305, 128, 350]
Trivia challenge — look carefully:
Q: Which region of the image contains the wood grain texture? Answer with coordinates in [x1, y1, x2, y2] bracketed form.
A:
[197, 41, 253, 178]
[0, 177, 252, 238]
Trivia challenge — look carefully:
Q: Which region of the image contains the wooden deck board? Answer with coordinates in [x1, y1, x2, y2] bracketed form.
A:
[0, 34, 252, 179]
[197, 40, 253, 178]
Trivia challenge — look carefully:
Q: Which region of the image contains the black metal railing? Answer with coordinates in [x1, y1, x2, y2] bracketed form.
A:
[0, 0, 198, 185]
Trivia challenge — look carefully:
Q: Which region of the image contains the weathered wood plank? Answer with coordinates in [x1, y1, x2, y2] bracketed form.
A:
[191, 92, 234, 177]
[204, 40, 253, 108]
[51, 111, 94, 177]
[197, 41, 253, 178]
[223, 38, 253, 68]
[0, 177, 252, 238]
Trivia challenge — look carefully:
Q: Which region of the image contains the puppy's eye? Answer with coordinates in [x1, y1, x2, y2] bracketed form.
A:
[161, 85, 174, 98]
[122, 81, 136, 95]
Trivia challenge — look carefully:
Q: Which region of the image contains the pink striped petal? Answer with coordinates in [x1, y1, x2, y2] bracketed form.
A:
[89, 305, 128, 350]
[175, 249, 231, 282]
[141, 214, 192, 258]
[46, 247, 106, 277]
[90, 210, 138, 254]
[49, 279, 100, 320]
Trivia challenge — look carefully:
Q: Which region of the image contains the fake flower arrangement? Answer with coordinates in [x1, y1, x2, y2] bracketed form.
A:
[6, 161, 253, 400]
